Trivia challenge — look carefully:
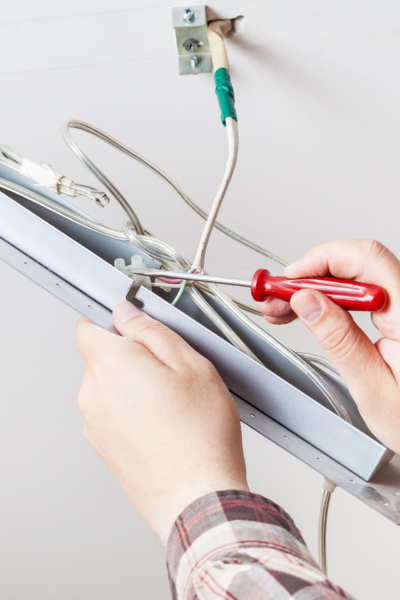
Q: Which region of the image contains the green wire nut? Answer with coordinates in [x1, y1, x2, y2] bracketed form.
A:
[214, 67, 237, 126]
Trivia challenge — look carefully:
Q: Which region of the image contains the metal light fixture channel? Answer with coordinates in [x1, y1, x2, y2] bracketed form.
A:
[0, 164, 399, 523]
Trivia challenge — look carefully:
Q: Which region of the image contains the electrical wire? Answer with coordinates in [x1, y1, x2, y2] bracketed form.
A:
[172, 267, 196, 306]
[61, 123, 144, 234]
[298, 353, 340, 378]
[192, 117, 238, 271]
[0, 145, 110, 207]
[0, 122, 348, 421]
[318, 479, 337, 576]
[62, 120, 287, 267]
[203, 280, 351, 421]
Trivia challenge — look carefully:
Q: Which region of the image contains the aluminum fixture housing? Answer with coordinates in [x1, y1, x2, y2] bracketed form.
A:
[0, 163, 399, 523]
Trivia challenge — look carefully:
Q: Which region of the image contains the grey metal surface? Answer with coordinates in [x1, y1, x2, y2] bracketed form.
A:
[0, 189, 134, 311]
[176, 285, 373, 438]
[1, 235, 399, 524]
[0, 236, 117, 332]
[235, 395, 400, 525]
[172, 5, 207, 28]
[0, 171, 399, 521]
[172, 5, 211, 75]
[137, 287, 394, 481]
[177, 53, 212, 75]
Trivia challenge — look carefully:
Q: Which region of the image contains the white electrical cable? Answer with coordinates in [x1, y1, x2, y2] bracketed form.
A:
[318, 478, 337, 576]
[192, 117, 238, 271]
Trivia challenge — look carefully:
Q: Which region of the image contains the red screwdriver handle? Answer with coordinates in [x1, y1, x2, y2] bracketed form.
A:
[251, 269, 388, 312]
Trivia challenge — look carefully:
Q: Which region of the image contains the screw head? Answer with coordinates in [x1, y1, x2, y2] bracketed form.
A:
[183, 8, 195, 23]
[183, 38, 199, 52]
[190, 55, 199, 68]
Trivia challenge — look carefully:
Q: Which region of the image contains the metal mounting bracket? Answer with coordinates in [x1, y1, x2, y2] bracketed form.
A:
[172, 5, 211, 75]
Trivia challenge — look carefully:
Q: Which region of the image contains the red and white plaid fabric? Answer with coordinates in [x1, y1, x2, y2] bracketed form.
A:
[167, 490, 354, 600]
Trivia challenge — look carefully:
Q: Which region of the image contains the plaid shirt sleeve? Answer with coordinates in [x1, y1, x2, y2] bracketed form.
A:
[166, 490, 355, 600]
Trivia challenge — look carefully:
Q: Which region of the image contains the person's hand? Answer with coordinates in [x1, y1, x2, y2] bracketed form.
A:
[259, 239, 400, 455]
[75, 302, 248, 546]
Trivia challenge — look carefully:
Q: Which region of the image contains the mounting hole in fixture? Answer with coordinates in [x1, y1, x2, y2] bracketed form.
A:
[283, 435, 288, 439]
[23, 262, 28, 265]
[250, 413, 256, 418]
[87, 305, 92, 308]
[56, 283, 61, 287]
[132, 298, 145, 309]
[316, 457, 322, 461]
[349, 479, 355, 484]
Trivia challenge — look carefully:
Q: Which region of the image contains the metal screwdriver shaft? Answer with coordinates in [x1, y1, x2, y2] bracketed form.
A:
[132, 269, 251, 287]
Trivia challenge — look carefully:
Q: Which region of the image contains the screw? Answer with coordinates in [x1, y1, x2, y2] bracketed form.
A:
[190, 55, 199, 68]
[183, 38, 199, 52]
[183, 8, 195, 23]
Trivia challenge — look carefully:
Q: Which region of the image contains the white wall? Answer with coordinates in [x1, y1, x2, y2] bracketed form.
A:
[0, 2, 399, 598]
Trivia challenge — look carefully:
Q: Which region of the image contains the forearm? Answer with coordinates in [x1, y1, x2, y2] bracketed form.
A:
[167, 490, 353, 600]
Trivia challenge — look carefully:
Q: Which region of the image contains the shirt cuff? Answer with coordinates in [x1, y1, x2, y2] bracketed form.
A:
[166, 489, 317, 598]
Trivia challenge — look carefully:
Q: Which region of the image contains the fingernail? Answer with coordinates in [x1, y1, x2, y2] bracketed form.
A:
[113, 301, 143, 322]
[294, 295, 323, 323]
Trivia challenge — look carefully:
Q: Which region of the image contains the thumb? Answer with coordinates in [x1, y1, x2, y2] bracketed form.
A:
[113, 301, 199, 370]
[290, 290, 385, 400]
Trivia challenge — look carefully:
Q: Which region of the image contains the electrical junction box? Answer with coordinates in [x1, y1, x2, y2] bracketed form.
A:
[0, 163, 399, 524]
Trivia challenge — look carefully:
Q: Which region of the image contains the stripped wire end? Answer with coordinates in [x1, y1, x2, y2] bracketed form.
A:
[73, 184, 111, 208]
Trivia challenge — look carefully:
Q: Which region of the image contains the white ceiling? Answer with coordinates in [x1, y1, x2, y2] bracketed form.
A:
[1, 2, 400, 599]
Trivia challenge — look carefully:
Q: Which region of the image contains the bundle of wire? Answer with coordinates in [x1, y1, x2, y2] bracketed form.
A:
[0, 19, 345, 575]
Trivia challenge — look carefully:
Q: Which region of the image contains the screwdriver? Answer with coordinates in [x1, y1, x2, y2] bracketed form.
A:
[132, 268, 388, 312]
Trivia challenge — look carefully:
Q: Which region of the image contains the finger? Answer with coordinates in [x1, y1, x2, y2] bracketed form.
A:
[284, 240, 400, 340]
[75, 317, 119, 362]
[113, 301, 201, 370]
[75, 317, 163, 395]
[290, 289, 389, 408]
[258, 298, 297, 324]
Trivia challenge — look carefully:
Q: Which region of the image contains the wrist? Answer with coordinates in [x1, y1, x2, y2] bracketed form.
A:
[149, 478, 250, 547]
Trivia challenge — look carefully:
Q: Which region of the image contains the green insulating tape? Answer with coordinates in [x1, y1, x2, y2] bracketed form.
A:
[214, 67, 237, 126]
